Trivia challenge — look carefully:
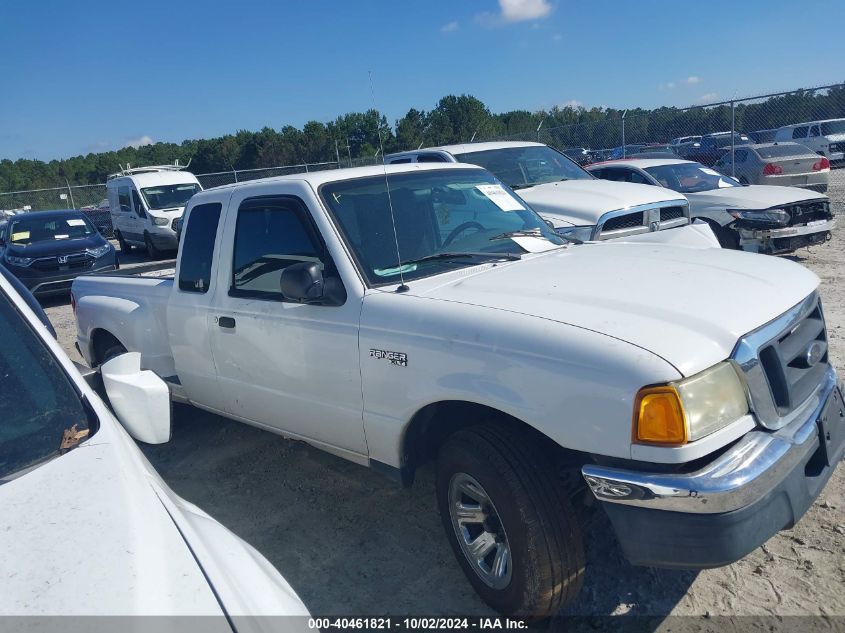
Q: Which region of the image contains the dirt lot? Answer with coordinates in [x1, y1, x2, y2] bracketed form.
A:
[43, 187, 845, 626]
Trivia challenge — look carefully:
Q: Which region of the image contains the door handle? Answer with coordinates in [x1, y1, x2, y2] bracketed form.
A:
[218, 316, 236, 329]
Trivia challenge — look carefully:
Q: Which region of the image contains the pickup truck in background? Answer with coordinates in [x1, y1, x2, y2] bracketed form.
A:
[72, 162, 845, 619]
[384, 141, 720, 247]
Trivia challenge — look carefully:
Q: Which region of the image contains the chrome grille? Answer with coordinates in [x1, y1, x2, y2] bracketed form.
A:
[603, 212, 644, 232]
[732, 293, 830, 429]
[30, 252, 94, 272]
[595, 201, 690, 240]
[660, 206, 685, 221]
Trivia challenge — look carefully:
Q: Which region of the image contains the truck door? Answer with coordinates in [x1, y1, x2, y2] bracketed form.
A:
[209, 189, 366, 457]
[166, 199, 230, 414]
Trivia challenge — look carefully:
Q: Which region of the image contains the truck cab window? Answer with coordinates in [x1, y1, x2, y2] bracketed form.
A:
[178, 203, 222, 293]
[231, 197, 323, 299]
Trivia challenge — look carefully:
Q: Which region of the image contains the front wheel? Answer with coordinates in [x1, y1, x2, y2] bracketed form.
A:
[116, 231, 132, 253]
[436, 425, 584, 619]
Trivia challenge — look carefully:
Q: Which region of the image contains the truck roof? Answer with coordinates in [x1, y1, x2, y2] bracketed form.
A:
[430, 140, 545, 155]
[107, 170, 200, 188]
[200, 161, 483, 194]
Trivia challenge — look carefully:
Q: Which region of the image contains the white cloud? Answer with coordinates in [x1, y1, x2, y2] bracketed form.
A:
[552, 33, 562, 41]
[440, 20, 459, 32]
[561, 99, 583, 109]
[685, 75, 702, 84]
[697, 92, 718, 103]
[123, 135, 154, 149]
[499, 0, 553, 22]
[661, 76, 703, 91]
[476, 0, 553, 26]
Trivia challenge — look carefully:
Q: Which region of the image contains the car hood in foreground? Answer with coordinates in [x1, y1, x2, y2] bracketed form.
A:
[517, 179, 687, 227]
[0, 416, 308, 618]
[686, 184, 827, 210]
[413, 242, 818, 376]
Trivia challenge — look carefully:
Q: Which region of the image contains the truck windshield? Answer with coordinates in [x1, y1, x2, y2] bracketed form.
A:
[8, 214, 96, 245]
[321, 168, 564, 286]
[645, 163, 740, 193]
[141, 183, 202, 210]
[453, 145, 592, 189]
[0, 288, 92, 481]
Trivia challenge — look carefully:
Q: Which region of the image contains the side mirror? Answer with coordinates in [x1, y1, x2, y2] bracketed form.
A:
[101, 352, 171, 444]
[280, 261, 324, 303]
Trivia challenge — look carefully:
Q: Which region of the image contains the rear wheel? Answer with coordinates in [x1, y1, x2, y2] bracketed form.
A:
[99, 341, 127, 365]
[436, 425, 585, 620]
[144, 232, 161, 259]
[116, 231, 132, 253]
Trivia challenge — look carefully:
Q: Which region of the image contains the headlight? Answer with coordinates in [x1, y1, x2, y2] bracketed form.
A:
[728, 208, 789, 226]
[555, 225, 594, 241]
[86, 243, 112, 258]
[4, 254, 34, 267]
[152, 215, 169, 226]
[634, 362, 749, 445]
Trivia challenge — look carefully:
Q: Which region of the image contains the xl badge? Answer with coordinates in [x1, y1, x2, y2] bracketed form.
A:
[370, 349, 408, 367]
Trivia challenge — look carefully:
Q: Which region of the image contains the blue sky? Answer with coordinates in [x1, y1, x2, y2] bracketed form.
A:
[1, 0, 843, 160]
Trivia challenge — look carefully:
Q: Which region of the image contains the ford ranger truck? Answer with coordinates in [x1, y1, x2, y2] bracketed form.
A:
[71, 162, 845, 619]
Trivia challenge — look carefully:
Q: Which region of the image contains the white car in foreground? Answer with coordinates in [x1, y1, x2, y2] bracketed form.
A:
[588, 158, 835, 254]
[0, 268, 308, 623]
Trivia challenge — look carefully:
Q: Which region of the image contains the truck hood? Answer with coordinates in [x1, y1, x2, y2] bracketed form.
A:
[414, 242, 818, 376]
[0, 416, 307, 617]
[517, 179, 687, 226]
[687, 185, 827, 210]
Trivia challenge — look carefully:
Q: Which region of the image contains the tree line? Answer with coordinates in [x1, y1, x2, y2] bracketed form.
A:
[2, 85, 843, 193]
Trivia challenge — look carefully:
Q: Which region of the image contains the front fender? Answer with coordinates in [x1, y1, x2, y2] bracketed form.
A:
[359, 292, 680, 467]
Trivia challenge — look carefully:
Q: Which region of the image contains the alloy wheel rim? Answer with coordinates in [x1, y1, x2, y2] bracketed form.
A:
[448, 472, 512, 590]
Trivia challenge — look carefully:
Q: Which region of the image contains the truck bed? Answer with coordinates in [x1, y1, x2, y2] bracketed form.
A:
[72, 267, 176, 382]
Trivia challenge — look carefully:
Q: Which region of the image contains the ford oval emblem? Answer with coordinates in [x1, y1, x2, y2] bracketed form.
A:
[805, 341, 825, 367]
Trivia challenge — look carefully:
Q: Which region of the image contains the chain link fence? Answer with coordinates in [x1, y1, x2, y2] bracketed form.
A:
[521, 83, 845, 195]
[3, 83, 843, 235]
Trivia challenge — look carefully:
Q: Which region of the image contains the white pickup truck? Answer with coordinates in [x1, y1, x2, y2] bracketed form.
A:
[72, 162, 845, 619]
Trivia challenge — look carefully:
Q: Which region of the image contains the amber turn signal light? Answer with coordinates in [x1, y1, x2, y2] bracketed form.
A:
[634, 386, 687, 445]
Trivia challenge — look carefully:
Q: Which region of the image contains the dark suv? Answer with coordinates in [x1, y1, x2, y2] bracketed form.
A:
[683, 132, 751, 165]
[0, 209, 118, 297]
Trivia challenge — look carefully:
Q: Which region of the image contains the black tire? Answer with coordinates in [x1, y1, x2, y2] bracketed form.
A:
[436, 425, 585, 620]
[708, 220, 740, 249]
[738, 176, 749, 185]
[116, 231, 132, 253]
[99, 342, 127, 365]
[144, 232, 161, 259]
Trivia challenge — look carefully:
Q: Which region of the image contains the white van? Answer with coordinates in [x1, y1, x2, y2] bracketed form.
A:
[774, 118, 845, 162]
[106, 164, 202, 257]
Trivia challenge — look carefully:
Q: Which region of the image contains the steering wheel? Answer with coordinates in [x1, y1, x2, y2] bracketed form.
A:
[443, 221, 485, 247]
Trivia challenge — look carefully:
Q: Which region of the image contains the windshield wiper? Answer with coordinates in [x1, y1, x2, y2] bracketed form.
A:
[489, 229, 545, 241]
[396, 252, 522, 268]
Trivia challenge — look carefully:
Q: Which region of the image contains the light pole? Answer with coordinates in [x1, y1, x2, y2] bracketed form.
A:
[621, 109, 628, 158]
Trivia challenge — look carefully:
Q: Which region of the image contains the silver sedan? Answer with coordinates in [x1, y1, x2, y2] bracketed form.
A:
[714, 142, 829, 193]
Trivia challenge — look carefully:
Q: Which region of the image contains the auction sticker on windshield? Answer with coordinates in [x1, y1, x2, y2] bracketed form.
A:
[475, 184, 525, 211]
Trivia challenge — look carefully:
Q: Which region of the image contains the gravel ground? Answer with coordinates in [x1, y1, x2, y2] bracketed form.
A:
[42, 187, 845, 625]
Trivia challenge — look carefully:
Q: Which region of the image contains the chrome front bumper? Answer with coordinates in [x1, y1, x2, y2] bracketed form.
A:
[582, 366, 841, 515]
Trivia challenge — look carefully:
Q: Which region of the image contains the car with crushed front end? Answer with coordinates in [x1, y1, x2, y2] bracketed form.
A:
[588, 157, 835, 254]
